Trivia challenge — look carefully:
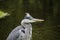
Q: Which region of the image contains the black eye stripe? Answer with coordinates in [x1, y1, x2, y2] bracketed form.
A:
[21, 30, 25, 33]
[26, 17, 30, 19]
[25, 17, 31, 20]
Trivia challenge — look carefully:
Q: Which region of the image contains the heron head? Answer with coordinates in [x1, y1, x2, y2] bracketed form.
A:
[21, 13, 44, 24]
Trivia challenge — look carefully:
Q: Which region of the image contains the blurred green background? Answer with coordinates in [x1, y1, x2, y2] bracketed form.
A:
[0, 0, 60, 40]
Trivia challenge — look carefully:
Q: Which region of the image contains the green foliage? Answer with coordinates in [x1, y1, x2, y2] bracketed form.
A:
[0, 11, 10, 19]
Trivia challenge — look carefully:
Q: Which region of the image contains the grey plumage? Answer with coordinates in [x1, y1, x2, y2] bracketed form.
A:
[6, 13, 44, 40]
[7, 24, 32, 40]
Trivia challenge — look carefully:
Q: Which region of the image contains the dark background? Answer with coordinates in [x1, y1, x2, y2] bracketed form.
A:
[0, 0, 60, 40]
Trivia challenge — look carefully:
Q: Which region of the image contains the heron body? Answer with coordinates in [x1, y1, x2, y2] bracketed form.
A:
[6, 13, 44, 40]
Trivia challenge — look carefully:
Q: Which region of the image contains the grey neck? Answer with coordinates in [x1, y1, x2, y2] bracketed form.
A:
[21, 23, 32, 28]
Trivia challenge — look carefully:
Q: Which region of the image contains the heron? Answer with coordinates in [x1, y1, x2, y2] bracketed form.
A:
[6, 13, 44, 40]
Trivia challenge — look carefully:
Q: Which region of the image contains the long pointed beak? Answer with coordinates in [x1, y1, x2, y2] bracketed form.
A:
[33, 19, 44, 22]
